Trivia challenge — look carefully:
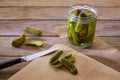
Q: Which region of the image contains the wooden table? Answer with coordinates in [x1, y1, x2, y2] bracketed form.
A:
[0, 0, 120, 80]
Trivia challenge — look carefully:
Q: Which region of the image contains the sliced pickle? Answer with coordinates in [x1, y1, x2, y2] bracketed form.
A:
[25, 26, 42, 36]
[59, 57, 78, 75]
[49, 50, 63, 63]
[25, 39, 43, 47]
[12, 33, 26, 47]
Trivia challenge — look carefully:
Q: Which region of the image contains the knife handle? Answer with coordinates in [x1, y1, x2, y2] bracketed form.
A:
[0, 57, 23, 70]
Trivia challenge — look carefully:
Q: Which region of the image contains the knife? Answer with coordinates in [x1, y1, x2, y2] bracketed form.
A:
[0, 47, 59, 70]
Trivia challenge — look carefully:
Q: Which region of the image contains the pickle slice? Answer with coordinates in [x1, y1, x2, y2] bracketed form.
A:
[24, 39, 43, 47]
[59, 57, 78, 75]
[87, 12, 93, 17]
[61, 52, 72, 58]
[53, 62, 63, 68]
[49, 50, 63, 63]
[53, 57, 75, 68]
[51, 52, 72, 65]
[25, 26, 42, 36]
[66, 57, 75, 63]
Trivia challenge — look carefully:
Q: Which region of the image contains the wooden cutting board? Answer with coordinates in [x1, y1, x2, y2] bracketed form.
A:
[8, 44, 120, 80]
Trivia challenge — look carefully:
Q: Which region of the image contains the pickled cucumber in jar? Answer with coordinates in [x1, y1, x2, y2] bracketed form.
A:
[67, 5, 97, 48]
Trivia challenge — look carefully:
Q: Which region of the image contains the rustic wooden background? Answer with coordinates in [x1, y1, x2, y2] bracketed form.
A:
[0, 0, 120, 80]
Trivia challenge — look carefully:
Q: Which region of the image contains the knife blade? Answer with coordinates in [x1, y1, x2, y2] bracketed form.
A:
[0, 47, 59, 70]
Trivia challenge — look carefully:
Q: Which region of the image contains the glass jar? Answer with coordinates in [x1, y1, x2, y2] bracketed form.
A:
[67, 4, 98, 48]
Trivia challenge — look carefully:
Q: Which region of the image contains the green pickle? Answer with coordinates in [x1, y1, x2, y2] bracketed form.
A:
[69, 23, 81, 45]
[67, 5, 97, 48]
[79, 24, 88, 37]
[51, 57, 75, 68]
[51, 52, 72, 65]
[12, 33, 26, 47]
[53, 62, 63, 68]
[49, 51, 77, 74]
[25, 39, 44, 47]
[49, 50, 63, 63]
[25, 26, 42, 36]
[87, 12, 93, 17]
[61, 52, 72, 58]
[74, 19, 84, 33]
[72, 9, 81, 16]
[59, 57, 78, 75]
[66, 56, 75, 63]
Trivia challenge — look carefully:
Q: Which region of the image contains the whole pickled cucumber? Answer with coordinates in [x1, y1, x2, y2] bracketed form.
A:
[72, 9, 81, 16]
[82, 12, 96, 43]
[87, 12, 93, 17]
[24, 39, 43, 47]
[61, 52, 72, 58]
[51, 52, 72, 65]
[86, 12, 94, 37]
[83, 20, 96, 43]
[59, 57, 78, 75]
[68, 18, 73, 39]
[66, 57, 75, 63]
[88, 20, 96, 37]
[78, 12, 88, 38]
[74, 19, 84, 33]
[49, 50, 63, 63]
[25, 26, 42, 36]
[68, 21, 76, 36]
[12, 33, 26, 47]
[69, 23, 81, 45]
[79, 24, 88, 38]
[53, 57, 75, 68]
[53, 62, 63, 68]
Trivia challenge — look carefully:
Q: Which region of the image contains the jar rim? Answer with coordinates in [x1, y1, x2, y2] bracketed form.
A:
[68, 4, 98, 21]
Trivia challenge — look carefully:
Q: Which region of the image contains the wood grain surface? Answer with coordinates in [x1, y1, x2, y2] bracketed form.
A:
[8, 44, 120, 80]
[0, 7, 119, 20]
[0, 21, 120, 36]
[0, 0, 120, 80]
[0, 0, 119, 7]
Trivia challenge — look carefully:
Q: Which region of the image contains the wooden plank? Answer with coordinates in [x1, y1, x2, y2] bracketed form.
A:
[0, 57, 29, 80]
[0, 37, 119, 57]
[96, 21, 120, 36]
[0, 37, 63, 56]
[0, 7, 119, 20]
[101, 37, 120, 51]
[0, 20, 119, 36]
[0, 20, 62, 36]
[0, 0, 119, 7]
